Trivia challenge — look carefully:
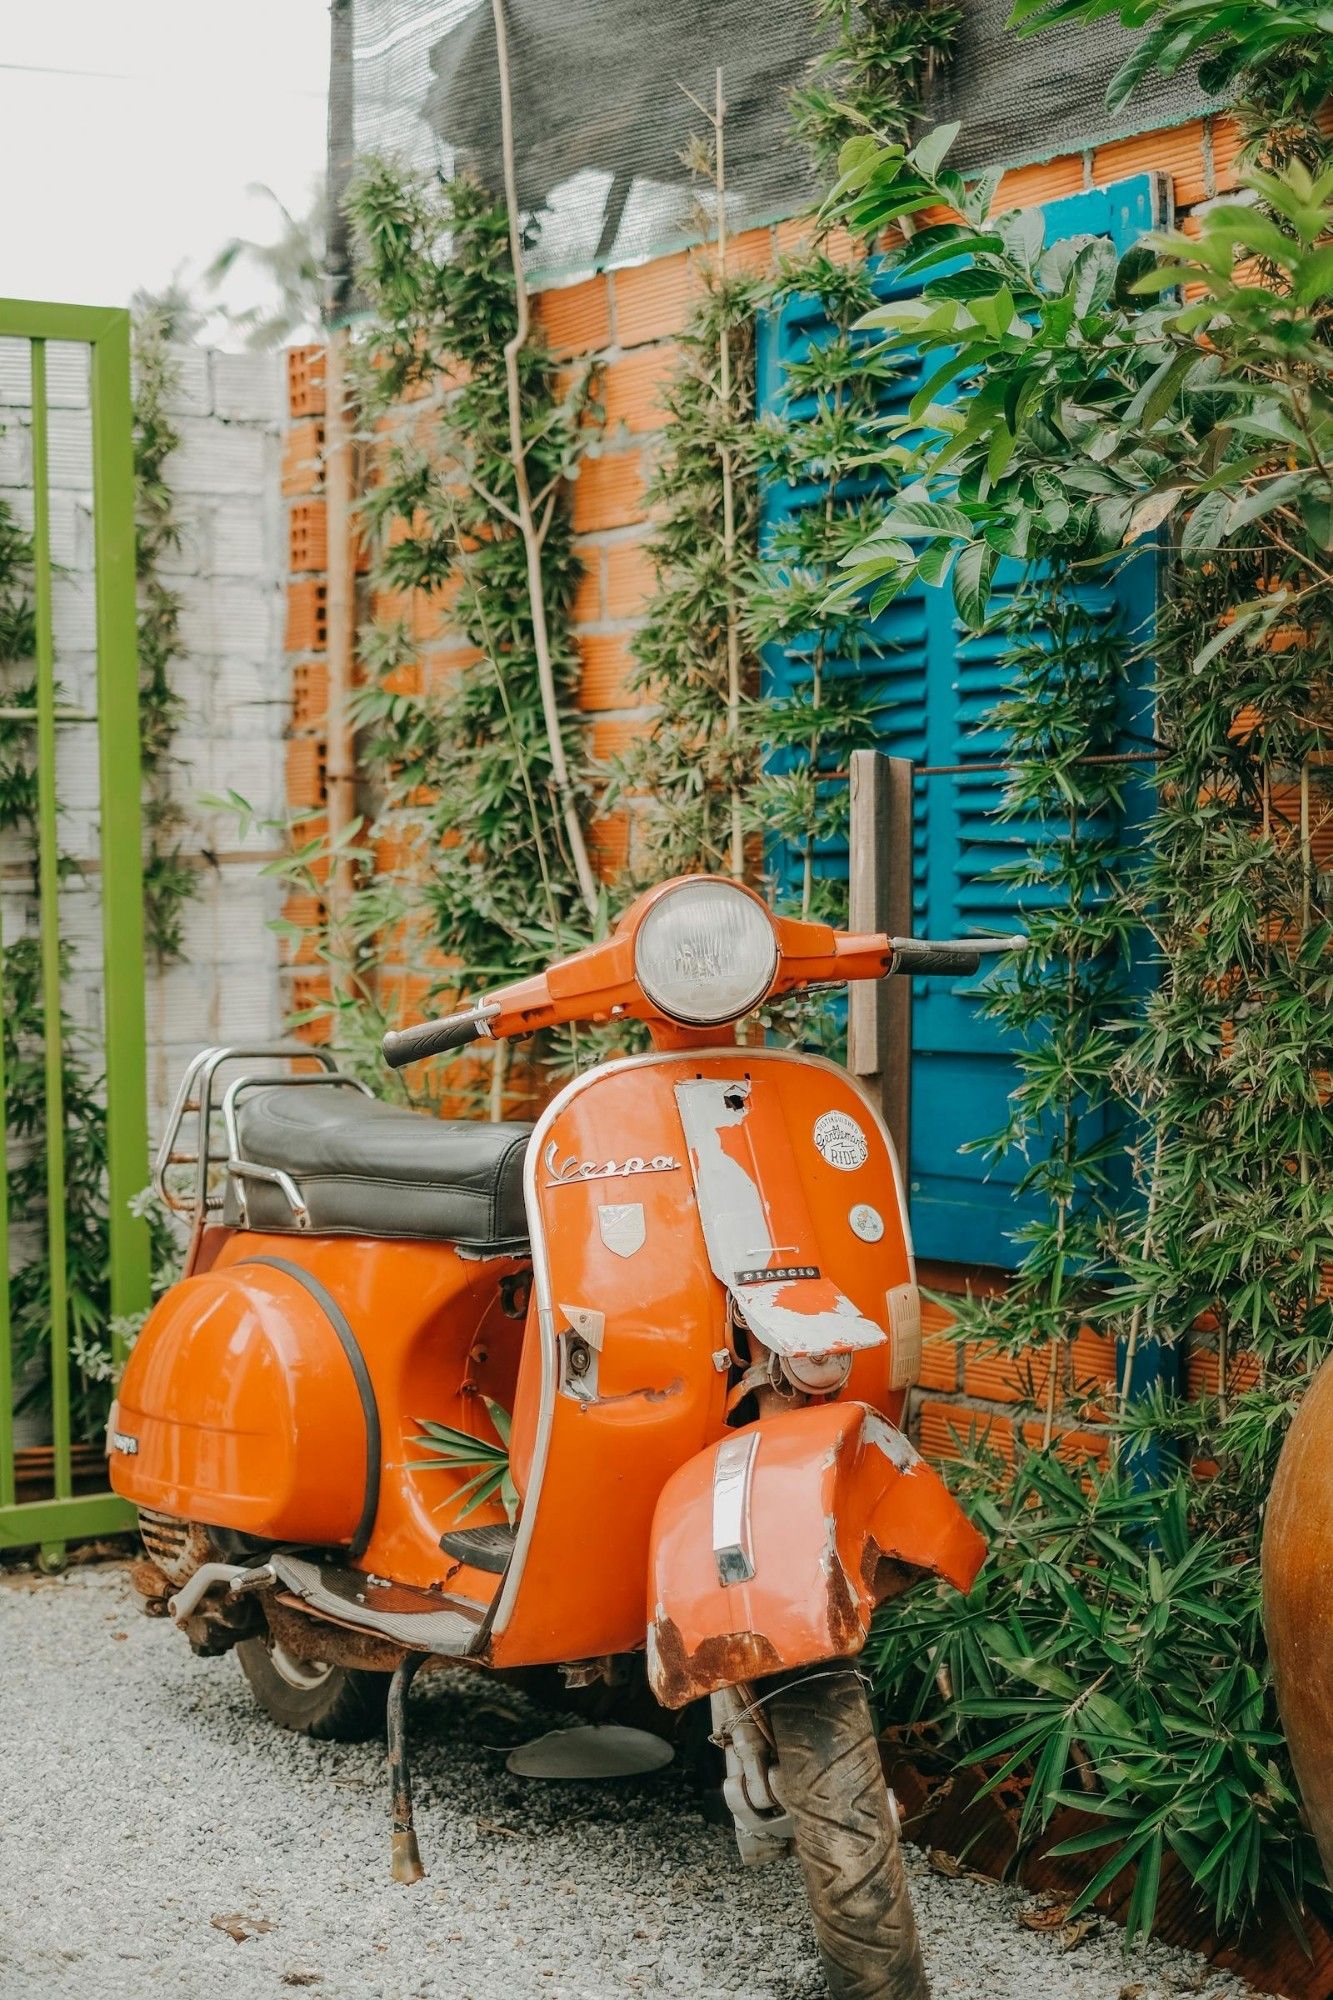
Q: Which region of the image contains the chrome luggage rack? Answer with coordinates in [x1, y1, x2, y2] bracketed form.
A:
[154, 1044, 372, 1232]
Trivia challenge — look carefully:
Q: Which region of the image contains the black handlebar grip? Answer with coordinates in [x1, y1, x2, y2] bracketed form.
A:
[890, 941, 982, 977]
[381, 1014, 486, 1070]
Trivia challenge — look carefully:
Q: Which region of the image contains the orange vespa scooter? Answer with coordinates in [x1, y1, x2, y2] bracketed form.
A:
[111, 874, 1009, 2000]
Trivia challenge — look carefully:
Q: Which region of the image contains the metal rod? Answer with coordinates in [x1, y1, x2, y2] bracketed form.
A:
[813, 750, 1169, 782]
[0, 707, 95, 723]
[29, 339, 72, 1502]
[387, 1650, 429, 1884]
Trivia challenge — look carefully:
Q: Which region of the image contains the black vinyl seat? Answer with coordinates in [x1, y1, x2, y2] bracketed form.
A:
[225, 1085, 533, 1249]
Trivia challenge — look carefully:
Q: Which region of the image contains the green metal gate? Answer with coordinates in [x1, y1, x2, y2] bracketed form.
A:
[0, 300, 149, 1559]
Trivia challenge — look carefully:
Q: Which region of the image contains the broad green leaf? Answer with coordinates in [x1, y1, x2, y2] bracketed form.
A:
[1123, 486, 1182, 542]
[909, 121, 960, 179]
[868, 498, 977, 540]
[1225, 471, 1305, 532]
[953, 540, 997, 630]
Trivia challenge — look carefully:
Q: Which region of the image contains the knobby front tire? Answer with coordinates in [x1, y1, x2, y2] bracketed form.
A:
[236, 1630, 390, 1742]
[766, 1668, 929, 2000]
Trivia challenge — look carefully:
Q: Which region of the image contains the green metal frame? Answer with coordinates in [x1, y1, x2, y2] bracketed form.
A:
[0, 300, 149, 1556]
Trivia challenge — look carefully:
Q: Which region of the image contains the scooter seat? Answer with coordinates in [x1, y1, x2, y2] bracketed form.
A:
[224, 1085, 533, 1249]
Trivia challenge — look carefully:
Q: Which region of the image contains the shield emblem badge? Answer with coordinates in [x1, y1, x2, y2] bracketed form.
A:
[597, 1201, 646, 1259]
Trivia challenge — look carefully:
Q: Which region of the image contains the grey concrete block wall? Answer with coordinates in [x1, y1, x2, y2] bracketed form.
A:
[0, 336, 289, 1151]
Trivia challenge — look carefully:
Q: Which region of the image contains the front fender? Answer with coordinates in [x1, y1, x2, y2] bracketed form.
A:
[646, 1401, 986, 1708]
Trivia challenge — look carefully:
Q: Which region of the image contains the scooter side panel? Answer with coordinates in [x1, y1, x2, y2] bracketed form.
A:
[110, 1262, 369, 1543]
[208, 1233, 528, 1591]
[113, 1231, 528, 1588]
[645, 1401, 987, 1707]
[495, 1050, 916, 1667]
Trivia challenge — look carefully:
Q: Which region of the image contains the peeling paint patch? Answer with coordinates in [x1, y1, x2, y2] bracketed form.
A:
[734, 1276, 886, 1360]
[674, 1079, 773, 1285]
[862, 1410, 921, 1472]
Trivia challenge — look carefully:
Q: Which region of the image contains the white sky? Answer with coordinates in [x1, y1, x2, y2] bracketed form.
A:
[0, 0, 330, 342]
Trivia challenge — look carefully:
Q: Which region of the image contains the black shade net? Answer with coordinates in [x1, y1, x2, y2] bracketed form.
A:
[328, 0, 1219, 310]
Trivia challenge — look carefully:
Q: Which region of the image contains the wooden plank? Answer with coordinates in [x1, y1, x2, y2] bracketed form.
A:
[847, 749, 914, 1170]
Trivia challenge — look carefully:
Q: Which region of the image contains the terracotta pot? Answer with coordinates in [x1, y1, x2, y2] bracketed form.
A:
[1262, 1353, 1333, 1877]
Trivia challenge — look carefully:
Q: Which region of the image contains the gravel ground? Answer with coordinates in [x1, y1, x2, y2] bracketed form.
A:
[0, 1563, 1262, 2000]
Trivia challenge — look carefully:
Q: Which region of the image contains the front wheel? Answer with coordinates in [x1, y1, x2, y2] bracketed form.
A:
[236, 1631, 389, 1741]
[766, 1669, 928, 2000]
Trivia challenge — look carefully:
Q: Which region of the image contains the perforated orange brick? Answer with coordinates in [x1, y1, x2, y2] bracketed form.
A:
[1069, 1327, 1118, 1407]
[281, 893, 324, 966]
[993, 155, 1085, 211]
[287, 344, 327, 419]
[572, 451, 648, 533]
[1209, 115, 1246, 194]
[536, 274, 612, 358]
[282, 419, 325, 497]
[380, 659, 422, 696]
[613, 251, 699, 347]
[1093, 120, 1207, 207]
[285, 579, 328, 653]
[285, 737, 327, 810]
[588, 809, 630, 879]
[576, 634, 634, 710]
[572, 554, 602, 626]
[598, 346, 679, 436]
[375, 827, 422, 877]
[727, 226, 776, 278]
[1185, 1342, 1263, 1398]
[916, 1330, 959, 1394]
[603, 540, 657, 620]
[961, 1340, 1057, 1407]
[588, 716, 646, 764]
[289, 973, 333, 1045]
[289, 500, 328, 574]
[291, 658, 329, 731]
[916, 1402, 1014, 1463]
[1018, 1421, 1110, 1467]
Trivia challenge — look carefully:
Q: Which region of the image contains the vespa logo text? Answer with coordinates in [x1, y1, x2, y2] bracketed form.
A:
[544, 1140, 681, 1189]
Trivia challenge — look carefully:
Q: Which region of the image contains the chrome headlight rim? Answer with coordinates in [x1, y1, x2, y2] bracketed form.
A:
[634, 878, 779, 1028]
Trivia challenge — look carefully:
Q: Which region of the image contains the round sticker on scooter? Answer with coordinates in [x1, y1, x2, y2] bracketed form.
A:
[813, 1110, 868, 1172]
[849, 1202, 884, 1242]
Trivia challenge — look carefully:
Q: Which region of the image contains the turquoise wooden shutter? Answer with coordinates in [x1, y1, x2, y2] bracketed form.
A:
[757, 175, 1161, 1270]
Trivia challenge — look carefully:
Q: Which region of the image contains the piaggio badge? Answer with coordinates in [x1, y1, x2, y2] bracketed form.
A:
[734, 1265, 821, 1286]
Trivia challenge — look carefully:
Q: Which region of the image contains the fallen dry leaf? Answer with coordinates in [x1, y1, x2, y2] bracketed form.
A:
[210, 1913, 275, 1944]
[1019, 1898, 1073, 1932]
[475, 1816, 521, 1838]
[1057, 1915, 1099, 1954]
[280, 1976, 322, 1990]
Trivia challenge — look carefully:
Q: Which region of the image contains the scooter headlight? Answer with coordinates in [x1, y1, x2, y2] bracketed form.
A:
[635, 880, 778, 1027]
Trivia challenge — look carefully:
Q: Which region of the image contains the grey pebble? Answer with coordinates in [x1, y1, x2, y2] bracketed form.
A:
[0, 1564, 1263, 2000]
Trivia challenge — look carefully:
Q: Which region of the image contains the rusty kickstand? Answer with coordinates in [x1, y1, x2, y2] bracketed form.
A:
[387, 1650, 430, 1884]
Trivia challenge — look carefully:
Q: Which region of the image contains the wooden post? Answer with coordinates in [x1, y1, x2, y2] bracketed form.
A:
[847, 750, 914, 1171]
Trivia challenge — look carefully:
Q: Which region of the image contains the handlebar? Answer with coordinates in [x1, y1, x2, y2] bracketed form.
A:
[378, 930, 1027, 1068]
[888, 934, 1024, 978]
[381, 1003, 500, 1071]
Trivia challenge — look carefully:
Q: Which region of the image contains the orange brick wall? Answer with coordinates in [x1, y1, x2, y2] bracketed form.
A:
[279, 110, 1252, 1450]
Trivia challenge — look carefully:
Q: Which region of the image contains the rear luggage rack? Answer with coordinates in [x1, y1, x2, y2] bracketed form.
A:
[154, 1045, 370, 1229]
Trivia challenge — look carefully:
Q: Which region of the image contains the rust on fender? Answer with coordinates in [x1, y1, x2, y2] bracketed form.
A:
[1263, 1353, 1333, 1877]
[645, 1400, 986, 1708]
